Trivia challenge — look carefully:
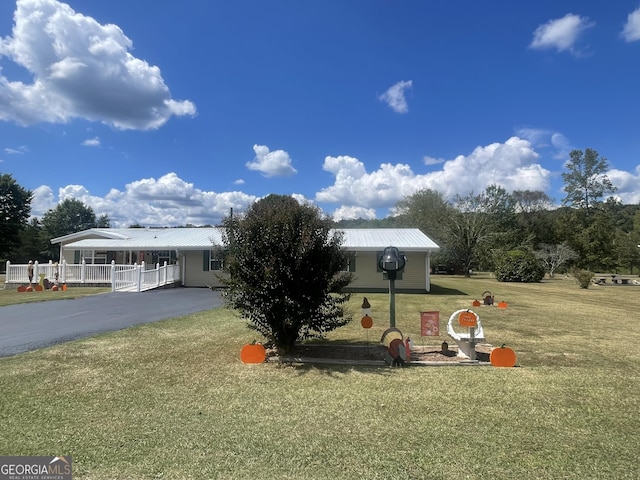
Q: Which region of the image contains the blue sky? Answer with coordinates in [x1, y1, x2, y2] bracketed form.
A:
[1, 0, 639, 227]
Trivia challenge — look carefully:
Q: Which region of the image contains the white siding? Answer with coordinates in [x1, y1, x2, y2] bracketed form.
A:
[346, 251, 427, 292]
[183, 250, 227, 287]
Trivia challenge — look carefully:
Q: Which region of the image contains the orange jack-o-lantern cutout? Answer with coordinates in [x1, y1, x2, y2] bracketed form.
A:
[361, 315, 373, 329]
[240, 343, 266, 364]
[17, 285, 27, 292]
[25, 286, 33, 292]
[52, 285, 58, 291]
[472, 299, 481, 307]
[458, 310, 477, 327]
[490, 344, 517, 367]
[497, 301, 508, 309]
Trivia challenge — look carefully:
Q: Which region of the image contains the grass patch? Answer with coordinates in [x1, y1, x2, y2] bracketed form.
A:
[0, 276, 111, 307]
[1, 274, 638, 479]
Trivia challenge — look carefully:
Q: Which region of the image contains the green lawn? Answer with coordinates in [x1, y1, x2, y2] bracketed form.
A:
[1, 274, 638, 479]
[0, 274, 111, 306]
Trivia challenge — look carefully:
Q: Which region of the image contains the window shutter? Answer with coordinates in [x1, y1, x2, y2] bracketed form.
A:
[203, 250, 210, 271]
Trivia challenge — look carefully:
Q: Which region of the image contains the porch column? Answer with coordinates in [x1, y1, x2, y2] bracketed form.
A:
[425, 252, 432, 292]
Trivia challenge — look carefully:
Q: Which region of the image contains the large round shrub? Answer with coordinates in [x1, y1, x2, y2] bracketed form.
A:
[494, 250, 545, 282]
[220, 194, 353, 353]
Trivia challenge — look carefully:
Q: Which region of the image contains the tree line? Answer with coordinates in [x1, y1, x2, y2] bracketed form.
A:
[337, 148, 640, 276]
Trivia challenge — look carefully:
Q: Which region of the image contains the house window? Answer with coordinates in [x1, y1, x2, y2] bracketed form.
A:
[152, 250, 171, 265]
[210, 251, 224, 271]
[81, 250, 107, 264]
[343, 253, 357, 272]
[203, 249, 226, 271]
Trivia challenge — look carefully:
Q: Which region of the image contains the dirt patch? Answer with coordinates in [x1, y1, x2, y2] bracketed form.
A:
[280, 344, 492, 363]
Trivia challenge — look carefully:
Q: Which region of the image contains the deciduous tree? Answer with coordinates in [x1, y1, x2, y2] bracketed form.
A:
[534, 243, 578, 277]
[394, 188, 451, 245]
[41, 199, 98, 258]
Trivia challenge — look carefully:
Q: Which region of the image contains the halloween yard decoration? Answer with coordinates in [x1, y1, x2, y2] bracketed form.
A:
[446, 309, 485, 360]
[240, 342, 267, 364]
[482, 291, 494, 305]
[490, 344, 517, 367]
[381, 327, 411, 366]
[361, 297, 373, 328]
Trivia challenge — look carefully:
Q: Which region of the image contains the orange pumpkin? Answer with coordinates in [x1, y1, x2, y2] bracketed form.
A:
[497, 301, 508, 309]
[361, 315, 373, 329]
[240, 343, 266, 364]
[25, 286, 33, 292]
[17, 285, 27, 292]
[490, 344, 517, 367]
[51, 285, 58, 291]
[472, 299, 481, 307]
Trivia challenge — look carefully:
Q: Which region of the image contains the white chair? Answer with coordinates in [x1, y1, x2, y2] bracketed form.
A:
[447, 309, 485, 359]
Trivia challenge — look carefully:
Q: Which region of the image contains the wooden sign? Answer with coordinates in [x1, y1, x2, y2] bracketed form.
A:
[458, 310, 477, 327]
[420, 311, 439, 336]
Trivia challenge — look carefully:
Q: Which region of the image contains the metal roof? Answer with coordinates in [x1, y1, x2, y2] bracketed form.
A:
[57, 227, 439, 252]
[338, 228, 439, 251]
[58, 228, 224, 251]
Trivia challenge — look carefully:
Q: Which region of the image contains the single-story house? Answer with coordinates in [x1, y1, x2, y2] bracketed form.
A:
[51, 227, 440, 292]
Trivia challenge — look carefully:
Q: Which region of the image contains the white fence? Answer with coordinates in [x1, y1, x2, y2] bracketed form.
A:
[4, 260, 180, 292]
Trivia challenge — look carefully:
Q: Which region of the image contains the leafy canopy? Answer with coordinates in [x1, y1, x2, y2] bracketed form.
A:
[562, 148, 616, 214]
[0, 174, 33, 262]
[221, 194, 353, 353]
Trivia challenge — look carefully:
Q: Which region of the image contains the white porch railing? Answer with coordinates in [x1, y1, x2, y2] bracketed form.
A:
[111, 261, 181, 292]
[4, 260, 180, 292]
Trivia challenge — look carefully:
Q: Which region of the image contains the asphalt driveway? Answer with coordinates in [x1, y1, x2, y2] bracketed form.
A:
[0, 287, 223, 357]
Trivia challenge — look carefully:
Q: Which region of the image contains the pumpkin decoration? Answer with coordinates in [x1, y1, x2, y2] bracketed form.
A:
[458, 310, 478, 327]
[240, 342, 266, 364]
[472, 299, 481, 307]
[361, 315, 373, 329]
[17, 285, 27, 292]
[497, 301, 508, 309]
[490, 344, 517, 367]
[441, 340, 449, 353]
[25, 286, 33, 292]
[51, 285, 58, 291]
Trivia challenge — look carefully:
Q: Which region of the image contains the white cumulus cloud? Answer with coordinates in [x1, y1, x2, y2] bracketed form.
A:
[30, 185, 56, 217]
[316, 137, 551, 216]
[529, 13, 594, 54]
[33, 172, 258, 227]
[246, 145, 297, 177]
[379, 80, 413, 113]
[0, 0, 196, 130]
[332, 205, 377, 222]
[622, 8, 640, 42]
[608, 165, 640, 204]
